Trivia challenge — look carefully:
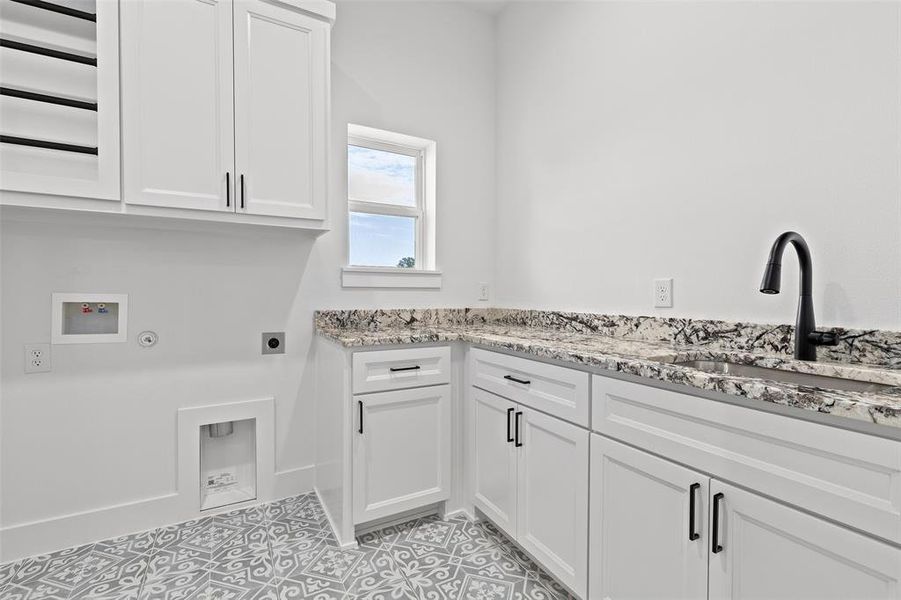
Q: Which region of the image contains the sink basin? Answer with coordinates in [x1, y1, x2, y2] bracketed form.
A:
[674, 360, 894, 393]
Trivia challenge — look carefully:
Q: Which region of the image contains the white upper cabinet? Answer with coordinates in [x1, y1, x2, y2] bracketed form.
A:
[0, 0, 120, 200]
[121, 0, 234, 211]
[116, 0, 331, 222]
[234, 0, 329, 220]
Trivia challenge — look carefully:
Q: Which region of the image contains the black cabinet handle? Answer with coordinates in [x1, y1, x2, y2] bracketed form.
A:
[226, 172, 230, 208]
[504, 374, 531, 385]
[712, 492, 724, 553]
[358, 400, 363, 434]
[10, 0, 96, 22]
[506, 407, 515, 442]
[514, 411, 523, 447]
[389, 365, 421, 372]
[689, 483, 700, 541]
[240, 174, 245, 209]
[0, 86, 97, 111]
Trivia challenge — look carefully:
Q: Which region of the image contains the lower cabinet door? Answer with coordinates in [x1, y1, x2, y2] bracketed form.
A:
[517, 407, 589, 598]
[589, 434, 708, 600]
[353, 385, 451, 524]
[708, 480, 901, 600]
[472, 387, 518, 538]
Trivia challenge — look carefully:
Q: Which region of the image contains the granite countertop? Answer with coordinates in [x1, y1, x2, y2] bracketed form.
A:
[315, 309, 901, 432]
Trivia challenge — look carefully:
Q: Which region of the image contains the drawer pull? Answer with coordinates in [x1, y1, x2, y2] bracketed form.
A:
[389, 365, 421, 372]
[689, 483, 700, 541]
[514, 411, 523, 447]
[506, 407, 515, 442]
[504, 374, 531, 385]
[712, 492, 725, 553]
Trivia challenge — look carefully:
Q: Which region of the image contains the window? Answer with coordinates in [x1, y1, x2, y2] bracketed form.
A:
[344, 124, 438, 288]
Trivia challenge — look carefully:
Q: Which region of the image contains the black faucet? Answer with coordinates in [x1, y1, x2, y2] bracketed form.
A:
[759, 231, 838, 361]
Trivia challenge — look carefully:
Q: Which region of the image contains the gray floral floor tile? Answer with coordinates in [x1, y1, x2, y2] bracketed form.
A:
[354, 583, 418, 600]
[1, 560, 24, 590]
[457, 546, 533, 581]
[342, 548, 407, 598]
[137, 569, 208, 600]
[1, 495, 571, 600]
[269, 538, 334, 583]
[388, 544, 459, 583]
[8, 544, 95, 588]
[95, 533, 157, 559]
[2, 581, 72, 600]
[143, 547, 211, 584]
[408, 562, 522, 600]
[266, 520, 329, 551]
[68, 549, 149, 600]
[209, 545, 274, 589]
[275, 574, 346, 600]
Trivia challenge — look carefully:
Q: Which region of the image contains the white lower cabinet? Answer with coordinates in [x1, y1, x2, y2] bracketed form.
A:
[590, 434, 901, 600]
[518, 407, 589, 594]
[472, 386, 589, 598]
[708, 480, 901, 600]
[353, 384, 451, 524]
[589, 434, 708, 600]
[472, 387, 518, 537]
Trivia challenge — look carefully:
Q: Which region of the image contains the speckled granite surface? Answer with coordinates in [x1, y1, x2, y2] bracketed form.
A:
[315, 309, 901, 430]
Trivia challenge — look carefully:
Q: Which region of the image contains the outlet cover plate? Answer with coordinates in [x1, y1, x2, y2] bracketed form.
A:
[24, 343, 51, 373]
[262, 332, 285, 355]
[654, 278, 673, 308]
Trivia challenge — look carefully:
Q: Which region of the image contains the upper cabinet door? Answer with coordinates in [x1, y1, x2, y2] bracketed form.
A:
[516, 407, 589, 599]
[121, 0, 235, 211]
[233, 0, 329, 220]
[0, 0, 120, 200]
[589, 434, 708, 600]
[708, 480, 901, 600]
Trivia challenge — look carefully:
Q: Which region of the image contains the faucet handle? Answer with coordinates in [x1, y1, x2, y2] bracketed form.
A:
[807, 331, 840, 346]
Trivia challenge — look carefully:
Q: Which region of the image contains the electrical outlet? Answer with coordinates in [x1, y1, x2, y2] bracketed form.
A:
[262, 332, 285, 355]
[654, 278, 673, 308]
[24, 343, 51, 374]
[478, 282, 490, 302]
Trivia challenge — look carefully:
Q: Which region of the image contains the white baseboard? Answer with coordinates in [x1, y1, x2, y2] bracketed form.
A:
[443, 507, 475, 521]
[314, 486, 357, 549]
[1, 465, 315, 563]
[274, 465, 316, 500]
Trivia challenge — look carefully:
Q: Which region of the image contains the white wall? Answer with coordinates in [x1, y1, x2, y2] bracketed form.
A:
[0, 0, 496, 559]
[495, 1, 901, 330]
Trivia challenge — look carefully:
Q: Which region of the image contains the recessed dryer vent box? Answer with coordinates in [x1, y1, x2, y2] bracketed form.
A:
[51, 293, 127, 344]
[200, 418, 257, 511]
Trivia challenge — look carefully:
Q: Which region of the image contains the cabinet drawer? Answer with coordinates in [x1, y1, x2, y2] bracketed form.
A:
[592, 374, 901, 544]
[353, 346, 451, 394]
[470, 348, 590, 426]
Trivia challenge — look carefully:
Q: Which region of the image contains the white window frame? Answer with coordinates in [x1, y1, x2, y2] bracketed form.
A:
[343, 124, 440, 288]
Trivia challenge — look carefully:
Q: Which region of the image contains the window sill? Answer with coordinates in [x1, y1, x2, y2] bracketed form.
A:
[341, 267, 442, 289]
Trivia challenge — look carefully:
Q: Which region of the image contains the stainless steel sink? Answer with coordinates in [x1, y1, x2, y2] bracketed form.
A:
[674, 360, 894, 393]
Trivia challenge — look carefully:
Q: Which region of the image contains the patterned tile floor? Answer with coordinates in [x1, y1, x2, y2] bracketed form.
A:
[0, 493, 572, 600]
